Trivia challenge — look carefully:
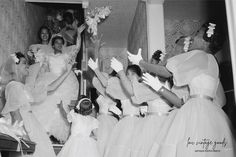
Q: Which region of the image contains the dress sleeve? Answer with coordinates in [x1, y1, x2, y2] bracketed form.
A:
[67, 110, 75, 123]
[2, 82, 30, 114]
[167, 50, 208, 86]
[131, 80, 161, 104]
[105, 77, 129, 100]
[91, 118, 99, 130]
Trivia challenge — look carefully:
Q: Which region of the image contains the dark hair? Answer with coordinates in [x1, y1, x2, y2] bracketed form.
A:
[126, 64, 142, 77]
[109, 70, 117, 77]
[201, 21, 225, 54]
[175, 36, 187, 46]
[151, 50, 162, 63]
[38, 26, 51, 43]
[63, 12, 74, 25]
[15, 52, 26, 64]
[51, 35, 65, 46]
[74, 95, 93, 116]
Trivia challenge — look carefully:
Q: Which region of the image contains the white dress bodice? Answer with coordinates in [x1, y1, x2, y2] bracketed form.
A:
[189, 73, 218, 98]
[120, 99, 139, 115]
[48, 53, 68, 76]
[68, 111, 98, 137]
[147, 98, 171, 114]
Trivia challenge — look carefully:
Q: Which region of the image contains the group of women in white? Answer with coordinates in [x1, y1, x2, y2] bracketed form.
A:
[86, 21, 236, 157]
[0, 12, 235, 157]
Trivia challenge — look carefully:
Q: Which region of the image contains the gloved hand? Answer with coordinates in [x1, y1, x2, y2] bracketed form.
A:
[110, 57, 123, 73]
[88, 58, 98, 71]
[127, 48, 143, 65]
[142, 73, 163, 92]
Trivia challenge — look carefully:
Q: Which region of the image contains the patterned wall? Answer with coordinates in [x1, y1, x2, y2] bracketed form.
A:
[164, 19, 202, 60]
[0, 0, 46, 67]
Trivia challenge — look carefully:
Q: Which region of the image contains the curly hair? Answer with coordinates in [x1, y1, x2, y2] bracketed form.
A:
[201, 21, 226, 54]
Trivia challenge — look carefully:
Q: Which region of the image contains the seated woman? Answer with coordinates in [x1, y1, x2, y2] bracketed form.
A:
[0, 52, 73, 157]
[31, 24, 85, 143]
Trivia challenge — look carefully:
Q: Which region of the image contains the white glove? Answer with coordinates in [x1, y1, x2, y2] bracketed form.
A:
[110, 57, 123, 72]
[108, 105, 122, 116]
[142, 73, 163, 91]
[88, 58, 98, 71]
[127, 48, 143, 65]
[163, 81, 170, 90]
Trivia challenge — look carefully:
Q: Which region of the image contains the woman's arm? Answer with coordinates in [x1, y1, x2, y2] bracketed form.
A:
[142, 73, 183, 108]
[94, 69, 109, 87]
[47, 65, 72, 94]
[117, 70, 134, 96]
[139, 60, 172, 78]
[157, 87, 183, 108]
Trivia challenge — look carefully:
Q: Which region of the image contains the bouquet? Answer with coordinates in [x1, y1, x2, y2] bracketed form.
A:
[85, 6, 112, 36]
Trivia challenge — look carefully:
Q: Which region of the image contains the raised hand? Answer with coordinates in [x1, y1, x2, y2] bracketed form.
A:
[90, 34, 106, 48]
[142, 73, 163, 91]
[77, 24, 86, 34]
[88, 58, 98, 71]
[127, 48, 143, 65]
[110, 57, 123, 73]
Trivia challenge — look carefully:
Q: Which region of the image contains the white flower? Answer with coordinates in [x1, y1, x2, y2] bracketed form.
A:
[34, 49, 45, 66]
[206, 23, 216, 38]
[85, 6, 112, 36]
[159, 52, 166, 61]
[10, 53, 19, 64]
[183, 36, 191, 52]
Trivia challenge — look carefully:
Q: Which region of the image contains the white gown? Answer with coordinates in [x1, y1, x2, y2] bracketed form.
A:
[2, 81, 56, 157]
[32, 53, 79, 142]
[149, 50, 236, 157]
[96, 95, 118, 156]
[57, 110, 100, 157]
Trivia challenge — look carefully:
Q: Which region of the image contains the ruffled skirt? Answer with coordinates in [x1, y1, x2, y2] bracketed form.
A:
[149, 98, 236, 157]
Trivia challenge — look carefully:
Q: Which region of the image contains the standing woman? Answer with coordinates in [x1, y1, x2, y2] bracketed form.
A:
[131, 22, 236, 157]
[27, 26, 54, 65]
[31, 25, 85, 143]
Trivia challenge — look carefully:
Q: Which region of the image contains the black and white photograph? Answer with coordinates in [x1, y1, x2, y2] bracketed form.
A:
[0, 0, 236, 157]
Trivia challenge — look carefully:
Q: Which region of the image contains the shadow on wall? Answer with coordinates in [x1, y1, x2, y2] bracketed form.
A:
[220, 61, 236, 130]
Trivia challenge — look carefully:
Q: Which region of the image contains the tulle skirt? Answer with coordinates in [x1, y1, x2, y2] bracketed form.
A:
[97, 114, 118, 156]
[149, 98, 236, 157]
[20, 110, 56, 157]
[57, 134, 100, 157]
[104, 116, 140, 157]
[32, 72, 79, 142]
[131, 113, 168, 157]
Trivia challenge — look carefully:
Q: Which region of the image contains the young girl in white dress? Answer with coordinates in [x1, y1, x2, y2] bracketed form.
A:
[57, 96, 100, 157]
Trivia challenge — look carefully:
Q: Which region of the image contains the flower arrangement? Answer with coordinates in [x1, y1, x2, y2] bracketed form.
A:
[85, 6, 112, 36]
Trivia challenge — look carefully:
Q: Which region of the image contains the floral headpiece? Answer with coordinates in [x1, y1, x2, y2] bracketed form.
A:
[10, 53, 19, 64]
[85, 6, 112, 36]
[159, 51, 166, 62]
[183, 36, 191, 52]
[206, 23, 216, 38]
